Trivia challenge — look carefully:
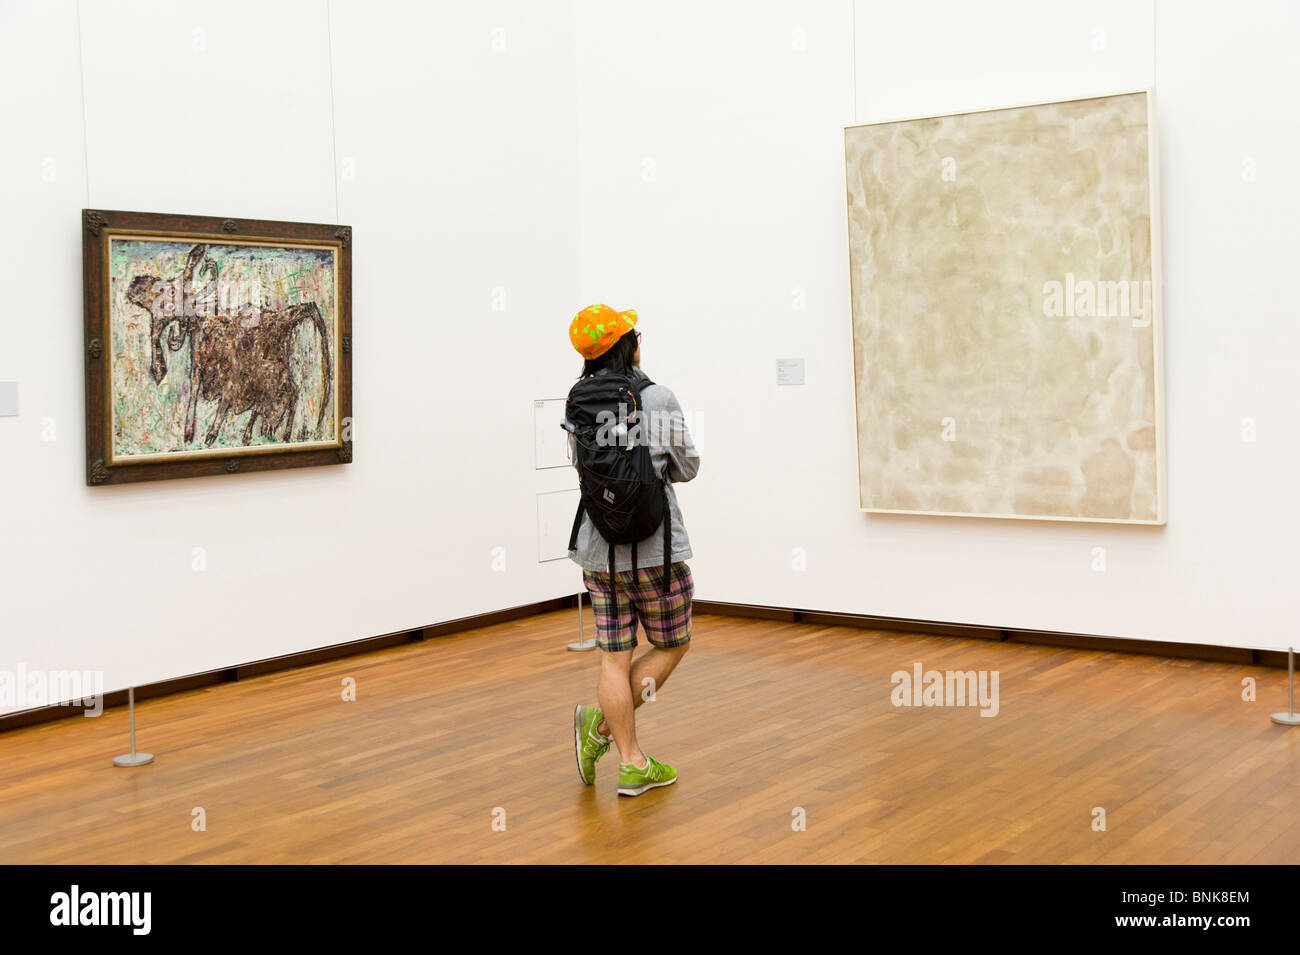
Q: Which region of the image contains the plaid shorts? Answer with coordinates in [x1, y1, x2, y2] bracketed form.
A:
[582, 562, 694, 653]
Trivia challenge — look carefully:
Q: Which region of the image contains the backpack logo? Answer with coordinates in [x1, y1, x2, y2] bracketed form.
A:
[603, 489, 616, 504]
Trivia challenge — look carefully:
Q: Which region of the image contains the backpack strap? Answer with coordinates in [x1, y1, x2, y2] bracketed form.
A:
[629, 373, 655, 427]
[608, 540, 618, 623]
[661, 483, 673, 596]
[631, 541, 638, 581]
[567, 499, 585, 553]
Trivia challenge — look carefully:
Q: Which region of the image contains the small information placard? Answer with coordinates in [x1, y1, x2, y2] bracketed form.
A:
[537, 488, 581, 562]
[534, 398, 570, 469]
[776, 359, 805, 386]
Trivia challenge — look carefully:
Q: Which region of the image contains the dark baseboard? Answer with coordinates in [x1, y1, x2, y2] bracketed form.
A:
[691, 600, 801, 623]
[693, 599, 1279, 667]
[798, 609, 1000, 642]
[1007, 628, 1255, 663]
[0, 596, 574, 735]
[1, 593, 1281, 736]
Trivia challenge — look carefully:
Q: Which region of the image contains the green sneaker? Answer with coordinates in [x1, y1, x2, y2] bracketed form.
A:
[618, 753, 677, 796]
[573, 704, 611, 785]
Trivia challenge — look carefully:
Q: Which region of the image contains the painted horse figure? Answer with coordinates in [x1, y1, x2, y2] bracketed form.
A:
[126, 244, 332, 447]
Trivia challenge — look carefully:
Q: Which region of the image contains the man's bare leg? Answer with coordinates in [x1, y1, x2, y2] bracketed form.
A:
[597, 649, 641, 766]
[597, 644, 689, 750]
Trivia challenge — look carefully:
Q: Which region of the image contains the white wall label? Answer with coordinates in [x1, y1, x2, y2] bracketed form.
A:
[0, 382, 18, 416]
[776, 359, 805, 386]
[537, 488, 581, 562]
[534, 398, 570, 469]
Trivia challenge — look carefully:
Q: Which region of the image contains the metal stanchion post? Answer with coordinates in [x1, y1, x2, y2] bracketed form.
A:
[112, 687, 154, 767]
[567, 589, 597, 651]
[1271, 648, 1300, 726]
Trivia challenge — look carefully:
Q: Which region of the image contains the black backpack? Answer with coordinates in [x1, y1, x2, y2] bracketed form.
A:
[563, 371, 673, 611]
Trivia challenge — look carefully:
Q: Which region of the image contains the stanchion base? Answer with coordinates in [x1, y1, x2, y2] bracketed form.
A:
[567, 640, 598, 652]
[113, 752, 154, 767]
[1270, 713, 1300, 726]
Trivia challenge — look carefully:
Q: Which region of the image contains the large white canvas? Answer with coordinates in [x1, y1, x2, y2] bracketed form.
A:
[845, 91, 1165, 524]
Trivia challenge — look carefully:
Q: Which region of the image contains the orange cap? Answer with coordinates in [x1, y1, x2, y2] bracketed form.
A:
[569, 304, 637, 360]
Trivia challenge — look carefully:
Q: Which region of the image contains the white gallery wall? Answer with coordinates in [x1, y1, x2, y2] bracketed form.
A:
[0, 0, 585, 706]
[1, 0, 1297, 712]
[576, 0, 1300, 652]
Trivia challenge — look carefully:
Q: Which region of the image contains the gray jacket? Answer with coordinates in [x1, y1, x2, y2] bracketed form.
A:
[566, 369, 699, 573]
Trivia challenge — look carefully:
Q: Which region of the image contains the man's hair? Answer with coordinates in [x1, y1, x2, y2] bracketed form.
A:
[579, 329, 638, 378]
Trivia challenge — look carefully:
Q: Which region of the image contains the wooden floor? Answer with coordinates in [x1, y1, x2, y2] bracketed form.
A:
[1, 608, 1297, 864]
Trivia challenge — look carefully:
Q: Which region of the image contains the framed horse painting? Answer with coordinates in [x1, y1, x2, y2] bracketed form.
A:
[82, 209, 353, 485]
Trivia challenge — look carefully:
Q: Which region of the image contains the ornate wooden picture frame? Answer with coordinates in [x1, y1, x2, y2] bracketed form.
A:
[82, 209, 352, 486]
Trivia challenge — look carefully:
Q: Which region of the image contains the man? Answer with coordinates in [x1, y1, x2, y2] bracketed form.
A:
[565, 304, 700, 796]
